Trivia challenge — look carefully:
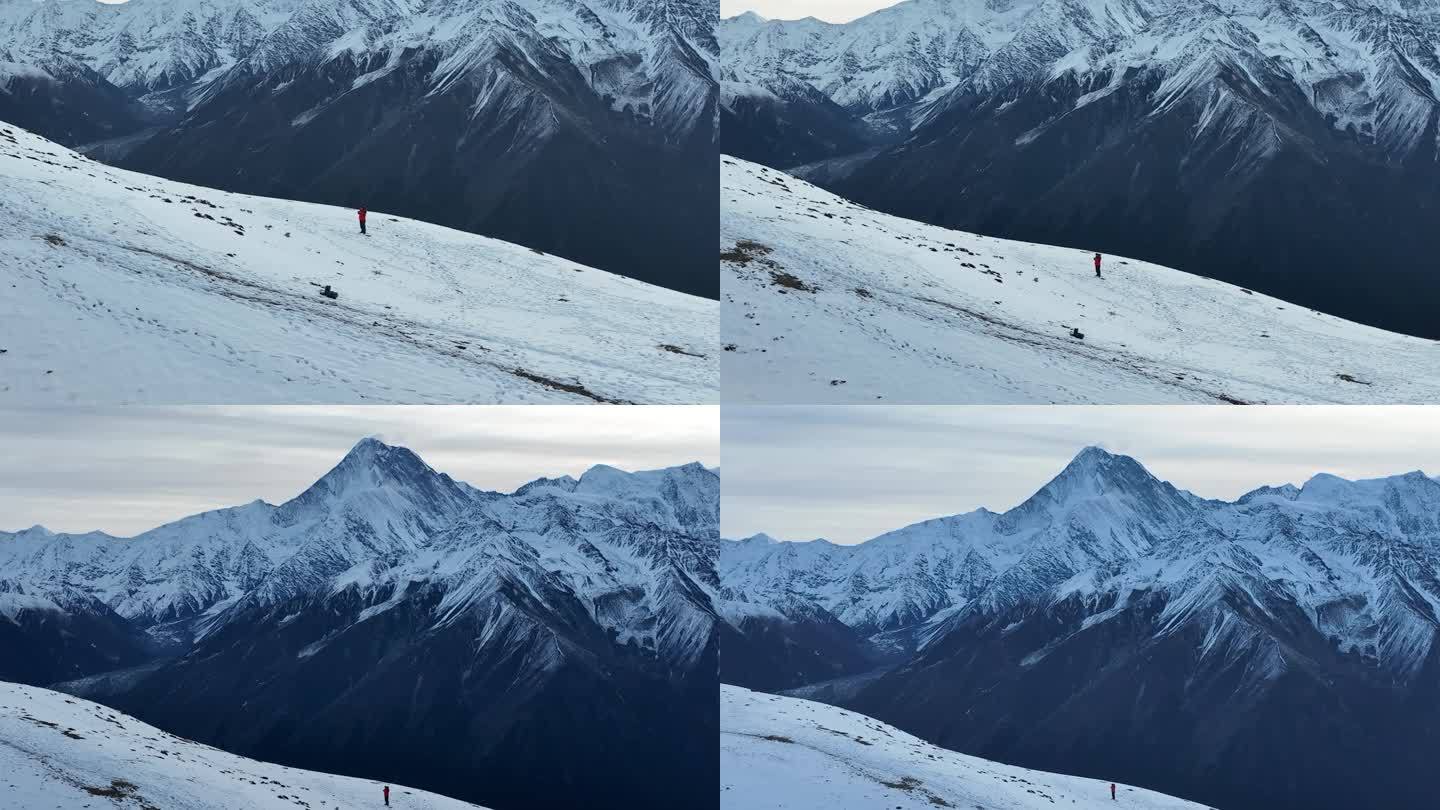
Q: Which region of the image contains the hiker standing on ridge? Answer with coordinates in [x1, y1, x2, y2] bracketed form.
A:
[358, 206, 368, 235]
[1094, 253, 1103, 278]
[383, 784, 390, 806]
[1110, 782, 1117, 800]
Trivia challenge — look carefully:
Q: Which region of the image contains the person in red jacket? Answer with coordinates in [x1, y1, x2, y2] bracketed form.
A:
[1093, 253, 1103, 278]
[383, 784, 390, 805]
[1110, 782, 1117, 800]
[358, 207, 368, 235]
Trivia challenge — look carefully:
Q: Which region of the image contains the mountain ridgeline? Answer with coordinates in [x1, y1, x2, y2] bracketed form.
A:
[719, 447, 1440, 810]
[721, 0, 1440, 338]
[0, 439, 720, 810]
[0, 0, 719, 297]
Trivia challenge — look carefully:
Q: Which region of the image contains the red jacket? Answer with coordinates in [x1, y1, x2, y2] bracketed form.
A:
[358, 208, 368, 222]
[1093, 254, 1102, 268]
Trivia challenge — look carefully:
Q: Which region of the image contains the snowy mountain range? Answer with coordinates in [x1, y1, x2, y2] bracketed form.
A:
[721, 155, 1440, 404]
[0, 0, 719, 294]
[721, 685, 1212, 810]
[0, 438, 720, 809]
[0, 120, 717, 405]
[720, 446, 1440, 809]
[720, 0, 1440, 339]
[1, 681, 491, 810]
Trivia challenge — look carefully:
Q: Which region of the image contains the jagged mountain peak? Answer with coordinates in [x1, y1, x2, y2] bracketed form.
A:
[1017, 445, 1172, 509]
[727, 9, 767, 23]
[292, 437, 452, 501]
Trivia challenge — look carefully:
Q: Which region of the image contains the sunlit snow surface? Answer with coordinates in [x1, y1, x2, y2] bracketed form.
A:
[720, 685, 1213, 810]
[0, 122, 717, 404]
[0, 681, 490, 809]
[720, 155, 1440, 404]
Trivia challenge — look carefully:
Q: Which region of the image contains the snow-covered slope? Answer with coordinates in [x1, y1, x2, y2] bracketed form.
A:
[721, 0, 1440, 341]
[721, 685, 1211, 810]
[0, 121, 717, 404]
[0, 0, 720, 297]
[0, 681, 488, 809]
[720, 155, 1440, 404]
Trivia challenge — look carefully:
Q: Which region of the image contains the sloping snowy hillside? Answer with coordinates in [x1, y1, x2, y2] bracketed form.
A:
[0, 681, 489, 809]
[721, 156, 1440, 404]
[0, 121, 717, 404]
[721, 685, 1211, 810]
[0, 0, 719, 297]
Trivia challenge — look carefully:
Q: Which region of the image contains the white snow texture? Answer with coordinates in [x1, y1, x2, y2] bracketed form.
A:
[721, 155, 1440, 403]
[0, 121, 717, 404]
[0, 680, 491, 809]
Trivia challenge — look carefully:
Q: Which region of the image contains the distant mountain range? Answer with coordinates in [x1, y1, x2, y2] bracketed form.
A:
[720, 446, 1440, 810]
[0, 0, 719, 296]
[720, 0, 1440, 338]
[0, 438, 720, 810]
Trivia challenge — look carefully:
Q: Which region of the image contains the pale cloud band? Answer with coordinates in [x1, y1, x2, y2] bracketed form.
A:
[0, 406, 718, 536]
[723, 405, 1440, 545]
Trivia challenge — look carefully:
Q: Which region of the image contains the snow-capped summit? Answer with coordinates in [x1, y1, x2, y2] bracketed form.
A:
[724, 451, 1440, 809]
[283, 438, 470, 513]
[4, 441, 719, 809]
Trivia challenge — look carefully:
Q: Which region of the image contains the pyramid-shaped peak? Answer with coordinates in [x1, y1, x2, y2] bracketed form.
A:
[1053, 446, 1148, 481]
[301, 438, 441, 497]
[1025, 445, 1166, 506]
[343, 436, 397, 458]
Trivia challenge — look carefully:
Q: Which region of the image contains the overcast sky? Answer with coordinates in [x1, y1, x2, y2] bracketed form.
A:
[0, 406, 718, 536]
[723, 406, 1440, 544]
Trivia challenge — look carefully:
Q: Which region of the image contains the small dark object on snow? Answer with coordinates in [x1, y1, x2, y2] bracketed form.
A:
[1070, 327, 1085, 340]
[320, 285, 338, 300]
